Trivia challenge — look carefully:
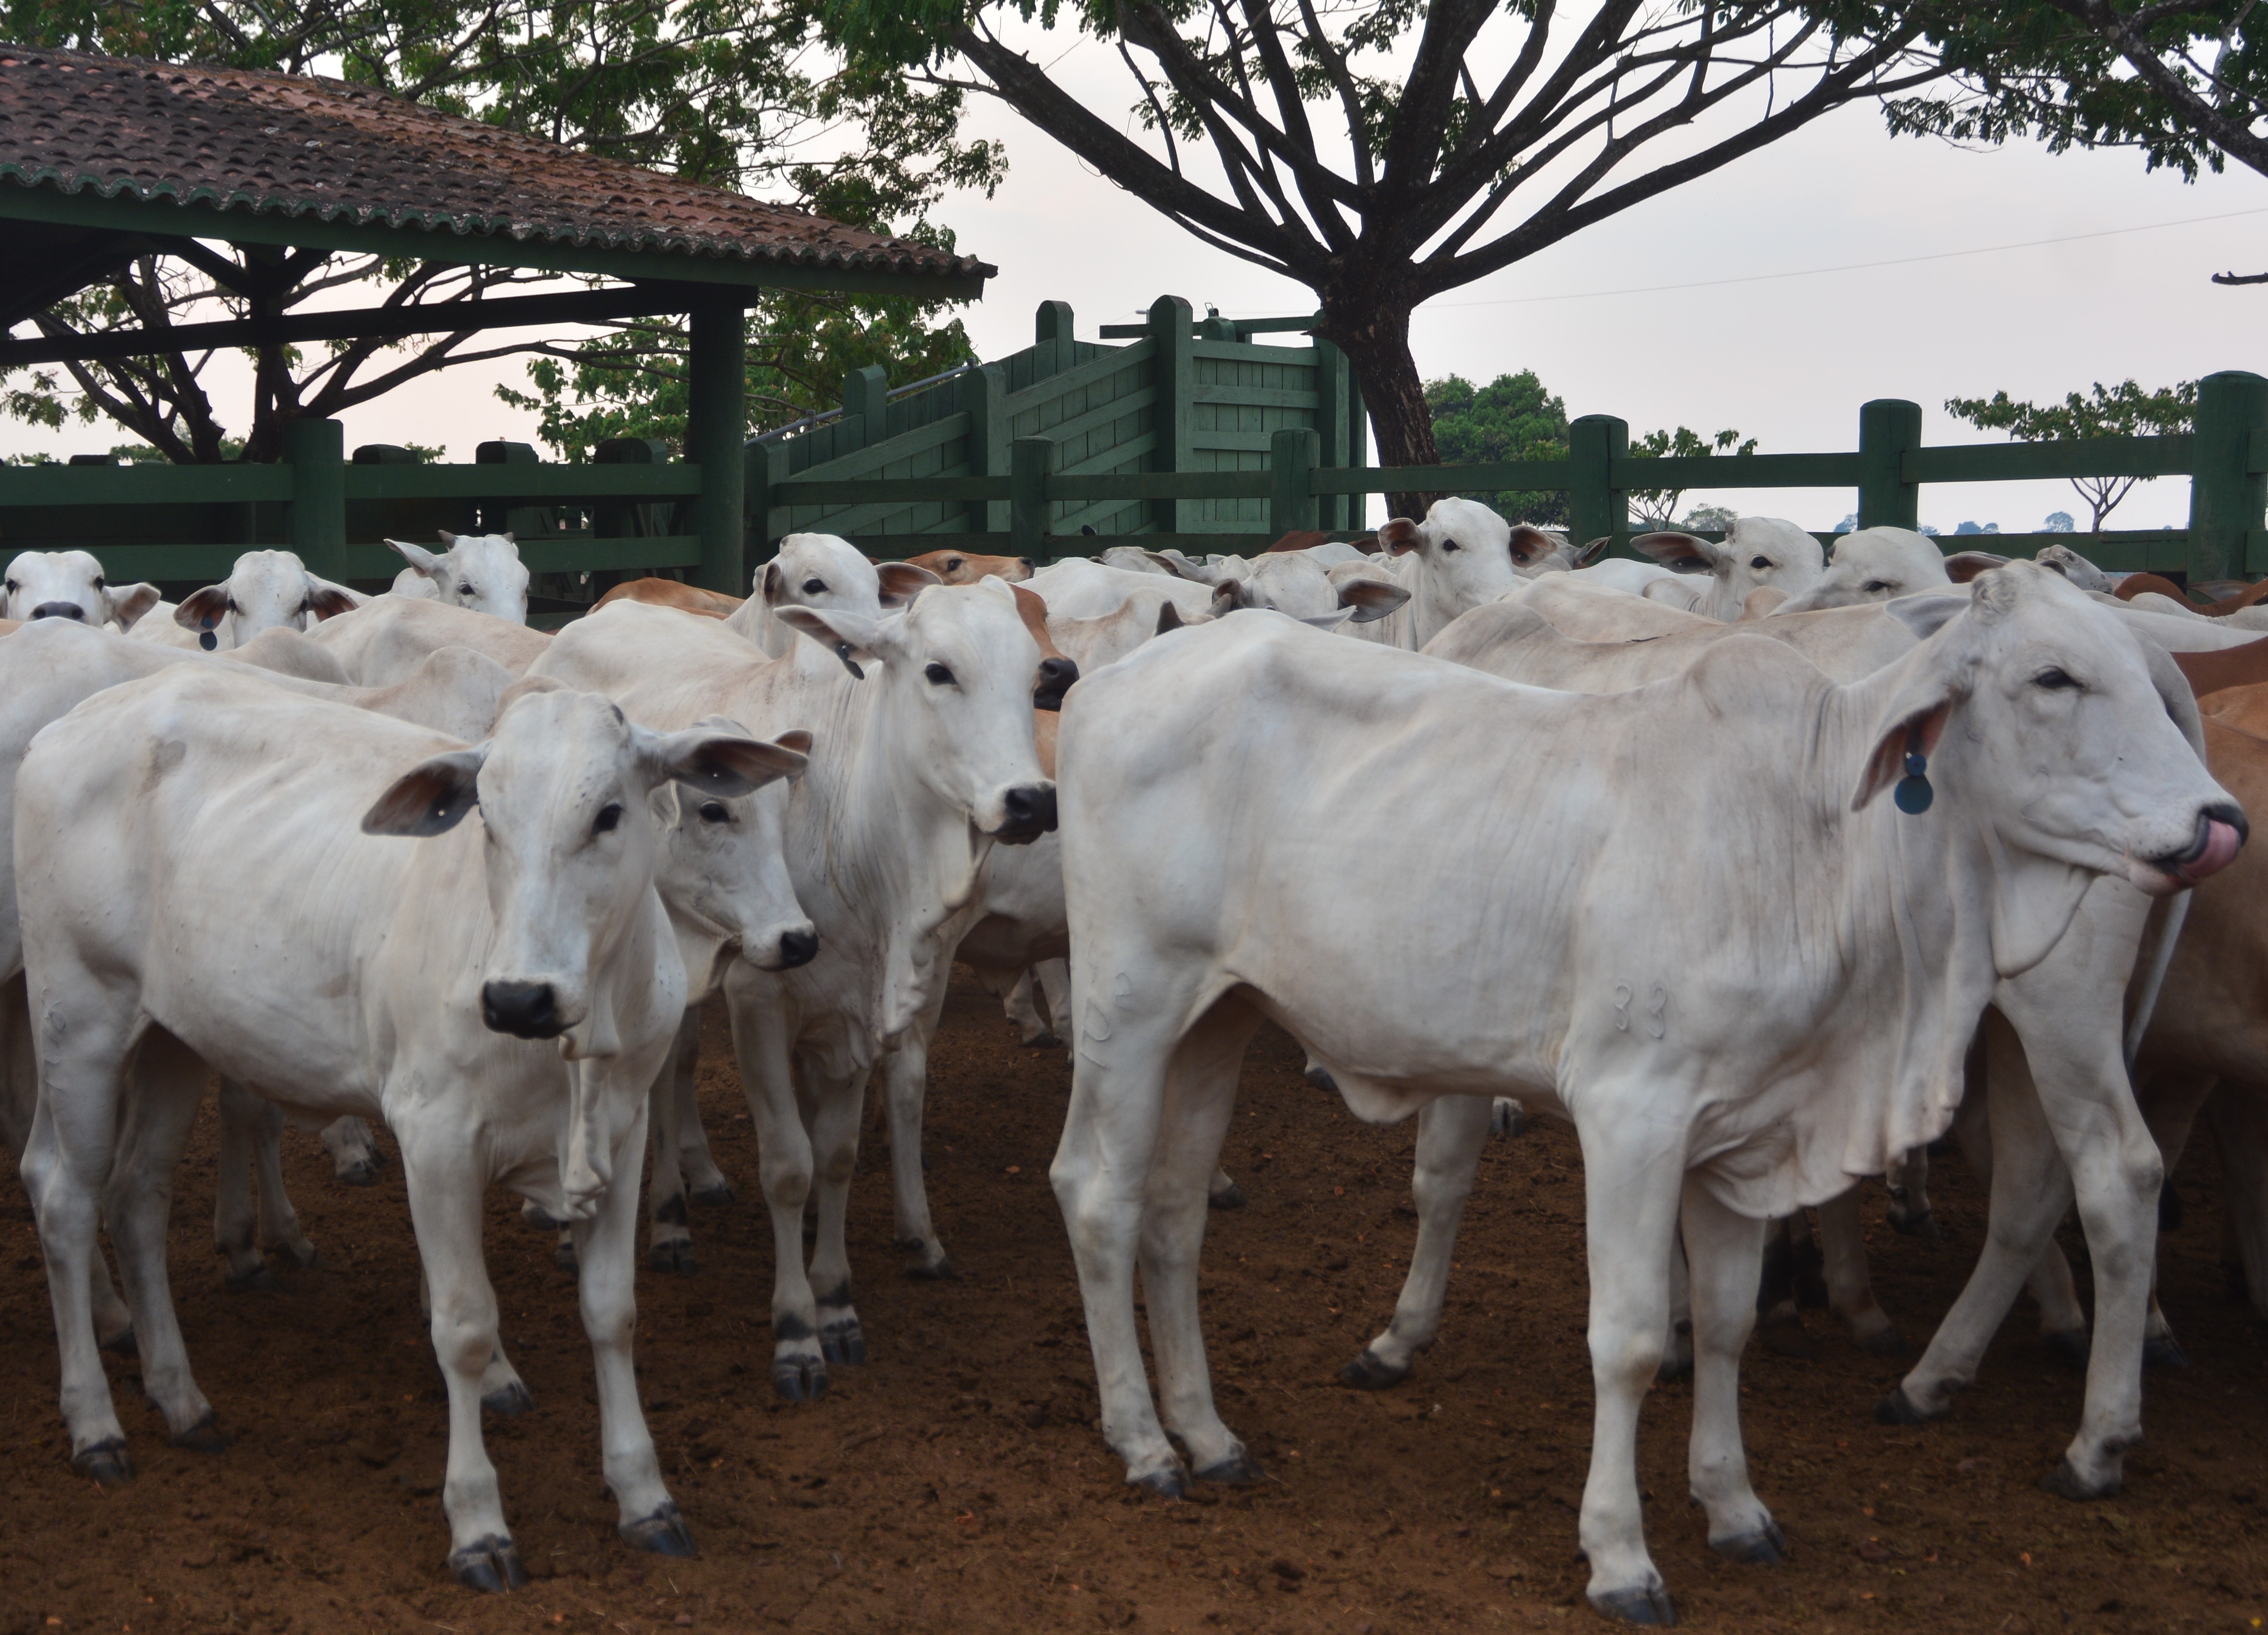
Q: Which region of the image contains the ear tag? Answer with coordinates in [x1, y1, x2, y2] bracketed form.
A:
[833, 641, 865, 680]
[199, 615, 217, 653]
[1893, 726, 1934, 815]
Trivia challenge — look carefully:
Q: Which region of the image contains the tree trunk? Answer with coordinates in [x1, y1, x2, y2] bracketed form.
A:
[1316, 261, 1436, 521]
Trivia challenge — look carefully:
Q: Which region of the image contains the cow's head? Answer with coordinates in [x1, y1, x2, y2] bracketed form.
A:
[1634, 517, 1824, 621]
[905, 548, 1034, 585]
[1, 549, 160, 629]
[1773, 527, 1950, 614]
[386, 532, 532, 625]
[1376, 496, 1523, 643]
[176, 549, 359, 650]
[649, 715, 818, 977]
[2034, 542, 2116, 595]
[778, 576, 1057, 844]
[1146, 550, 1409, 630]
[360, 687, 803, 1052]
[1854, 563, 2245, 910]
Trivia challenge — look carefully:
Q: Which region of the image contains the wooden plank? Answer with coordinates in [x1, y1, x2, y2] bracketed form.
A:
[1187, 383, 1320, 412]
[1188, 339, 1318, 364]
[775, 412, 970, 483]
[1058, 431, 1160, 477]
[1025, 386, 1158, 453]
[1903, 435, 2193, 484]
[1051, 468, 1270, 502]
[772, 474, 1004, 505]
[518, 535, 705, 573]
[999, 339, 1151, 417]
[0, 463, 294, 505]
[1310, 461, 1571, 494]
[343, 465, 702, 501]
[1612, 452, 1865, 489]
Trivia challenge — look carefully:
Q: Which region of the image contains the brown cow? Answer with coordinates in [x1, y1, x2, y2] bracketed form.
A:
[2170, 632, 2268, 699]
[591, 577, 745, 619]
[902, 549, 1034, 584]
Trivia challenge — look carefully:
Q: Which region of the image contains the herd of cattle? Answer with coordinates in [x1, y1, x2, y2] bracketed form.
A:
[0, 510, 2265, 1623]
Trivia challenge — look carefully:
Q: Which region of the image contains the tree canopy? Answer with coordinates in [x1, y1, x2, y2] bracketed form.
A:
[1424, 370, 1570, 526]
[1943, 378, 2196, 529]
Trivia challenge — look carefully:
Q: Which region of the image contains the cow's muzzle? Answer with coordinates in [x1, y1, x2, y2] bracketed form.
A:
[2151, 803, 2248, 888]
[1035, 657, 1079, 712]
[30, 602, 85, 622]
[481, 979, 565, 1039]
[990, 783, 1058, 845]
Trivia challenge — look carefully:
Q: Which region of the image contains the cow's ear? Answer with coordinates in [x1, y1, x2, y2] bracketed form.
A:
[1882, 593, 1967, 642]
[1209, 583, 1242, 619]
[1942, 550, 2008, 584]
[1633, 532, 1717, 572]
[1852, 697, 1954, 812]
[1569, 535, 1611, 569]
[1337, 577, 1410, 623]
[388, 539, 445, 579]
[106, 582, 162, 631]
[436, 530, 459, 547]
[759, 561, 784, 603]
[1155, 600, 1185, 636]
[176, 584, 231, 629]
[875, 561, 942, 606]
[498, 531, 515, 545]
[303, 580, 361, 621]
[1143, 550, 1224, 585]
[640, 726, 806, 798]
[773, 728, 814, 758]
[776, 606, 886, 675]
[363, 747, 487, 837]
[1299, 609, 1356, 630]
[1506, 525, 1560, 567]
[1378, 518, 1423, 556]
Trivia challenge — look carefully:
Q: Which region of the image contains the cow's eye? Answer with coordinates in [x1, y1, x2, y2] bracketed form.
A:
[2035, 667, 2079, 691]
[1749, 556, 1771, 571]
[945, 558, 963, 571]
[802, 577, 827, 594]
[1441, 537, 1461, 552]
[698, 801, 731, 824]
[225, 598, 239, 614]
[1863, 580, 1892, 594]
[592, 803, 623, 835]
[92, 576, 105, 590]
[924, 662, 955, 686]
[4, 582, 16, 595]
[458, 582, 477, 598]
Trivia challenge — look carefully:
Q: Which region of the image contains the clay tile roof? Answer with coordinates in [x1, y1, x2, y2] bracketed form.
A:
[0, 42, 993, 282]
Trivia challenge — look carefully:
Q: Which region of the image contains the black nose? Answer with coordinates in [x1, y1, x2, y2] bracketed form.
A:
[1017, 558, 1035, 573]
[1034, 656, 1080, 711]
[481, 980, 563, 1039]
[777, 928, 820, 969]
[995, 784, 1058, 844]
[30, 602, 85, 622]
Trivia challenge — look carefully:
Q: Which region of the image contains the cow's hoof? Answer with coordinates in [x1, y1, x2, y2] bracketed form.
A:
[1023, 1032, 1064, 1051]
[1337, 1348, 1410, 1390]
[1304, 1064, 1339, 1093]
[1872, 1385, 1942, 1426]
[819, 1319, 866, 1367]
[904, 1254, 957, 1281]
[523, 1201, 565, 1231]
[621, 1502, 697, 1558]
[448, 1536, 530, 1592]
[1711, 1520, 1787, 1565]
[1208, 1180, 1248, 1210]
[336, 1158, 382, 1188]
[553, 1240, 580, 1276]
[72, 1438, 132, 1485]
[688, 1181, 737, 1209]
[223, 1263, 276, 1294]
[2043, 1328, 2089, 1371]
[1757, 1314, 1815, 1360]
[98, 1324, 137, 1358]
[1858, 1327, 1910, 1358]
[2040, 1456, 2120, 1501]
[648, 1239, 697, 1276]
[170, 1412, 231, 1454]
[483, 1380, 535, 1419]
[772, 1354, 828, 1402]
[2143, 1332, 2190, 1370]
[1590, 1584, 1677, 1626]
[1132, 1465, 1191, 1500]
[1193, 1449, 1264, 1485]
[1888, 1209, 1942, 1241]
[280, 1239, 321, 1270]
[1490, 1098, 1526, 1138]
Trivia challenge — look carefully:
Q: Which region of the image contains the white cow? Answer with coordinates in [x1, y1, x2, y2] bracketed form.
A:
[1139, 549, 1409, 627]
[312, 595, 552, 686]
[1618, 518, 1826, 621]
[1770, 527, 1974, 611]
[1027, 557, 1222, 623]
[722, 534, 939, 659]
[386, 532, 532, 623]
[19, 670, 803, 1587]
[1354, 496, 1527, 647]
[133, 549, 362, 652]
[533, 580, 1054, 1395]
[2036, 543, 2116, 594]
[1046, 566, 2239, 1623]
[1, 549, 160, 629]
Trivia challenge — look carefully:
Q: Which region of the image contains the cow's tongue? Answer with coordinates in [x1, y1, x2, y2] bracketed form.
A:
[2176, 817, 2244, 885]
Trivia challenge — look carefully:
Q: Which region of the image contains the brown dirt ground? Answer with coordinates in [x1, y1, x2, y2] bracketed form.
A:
[0, 972, 2265, 1635]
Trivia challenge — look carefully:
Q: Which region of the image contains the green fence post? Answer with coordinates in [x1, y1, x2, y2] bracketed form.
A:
[1567, 415, 1628, 550]
[2187, 369, 2268, 583]
[963, 364, 1010, 538]
[283, 416, 345, 582]
[758, 439, 792, 556]
[839, 364, 888, 457]
[1857, 399, 1922, 531]
[686, 288, 748, 596]
[1270, 427, 1321, 538]
[1313, 329, 1349, 532]
[1148, 295, 1194, 534]
[1035, 301, 1075, 378]
[1011, 436, 1054, 559]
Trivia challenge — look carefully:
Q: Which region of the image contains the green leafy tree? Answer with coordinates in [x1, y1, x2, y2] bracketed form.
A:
[1423, 372, 1569, 527]
[2, 3, 1001, 462]
[1628, 427, 1759, 531]
[1943, 379, 2196, 528]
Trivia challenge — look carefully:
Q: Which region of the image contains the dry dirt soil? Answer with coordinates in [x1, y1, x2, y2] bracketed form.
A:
[0, 973, 2265, 1635]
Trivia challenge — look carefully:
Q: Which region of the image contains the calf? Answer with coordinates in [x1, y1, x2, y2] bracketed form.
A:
[722, 534, 940, 658]
[136, 549, 361, 652]
[386, 532, 532, 623]
[1, 549, 160, 629]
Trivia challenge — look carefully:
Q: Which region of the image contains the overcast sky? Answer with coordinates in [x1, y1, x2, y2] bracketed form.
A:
[8, 24, 2267, 538]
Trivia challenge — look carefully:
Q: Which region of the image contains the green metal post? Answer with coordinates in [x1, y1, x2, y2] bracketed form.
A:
[283, 416, 345, 582]
[1149, 295, 1194, 534]
[1857, 399, 1922, 531]
[1567, 415, 1628, 550]
[686, 288, 747, 596]
[963, 364, 1010, 537]
[1313, 330, 1349, 531]
[1011, 436, 1054, 559]
[1270, 427, 1321, 537]
[2187, 369, 2268, 582]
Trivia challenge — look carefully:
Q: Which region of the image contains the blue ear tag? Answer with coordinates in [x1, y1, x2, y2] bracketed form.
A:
[198, 615, 217, 652]
[1893, 726, 1934, 815]
[833, 641, 864, 680]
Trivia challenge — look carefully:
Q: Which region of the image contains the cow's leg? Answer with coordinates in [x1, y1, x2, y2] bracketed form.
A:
[1661, 1232, 1693, 1382]
[396, 1124, 523, 1590]
[725, 973, 827, 1400]
[1000, 968, 1059, 1048]
[248, 1089, 319, 1270]
[1035, 960, 1071, 1045]
[2208, 1082, 2268, 1319]
[570, 1096, 690, 1558]
[884, 986, 954, 1278]
[2129, 1070, 2219, 1367]
[1817, 1187, 1903, 1355]
[1953, 1028, 2088, 1358]
[1140, 996, 1262, 1482]
[320, 1115, 383, 1186]
[1681, 1181, 1781, 1564]
[646, 1033, 696, 1275]
[1753, 1215, 1815, 1360]
[213, 1079, 279, 1289]
[1886, 1145, 1938, 1238]
[107, 1030, 222, 1448]
[807, 1069, 869, 1368]
[1344, 1093, 1492, 1389]
[671, 1012, 732, 1206]
[1570, 1103, 1687, 1625]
